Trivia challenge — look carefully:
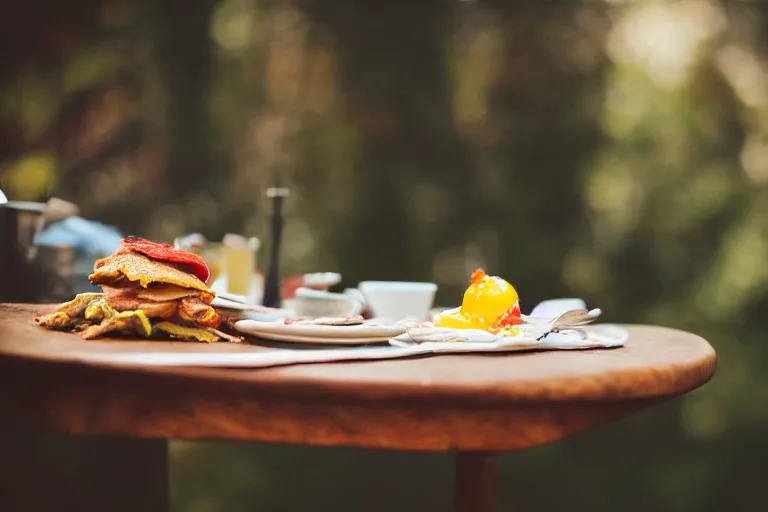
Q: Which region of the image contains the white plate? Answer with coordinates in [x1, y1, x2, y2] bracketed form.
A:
[234, 318, 407, 342]
[212, 296, 295, 322]
[238, 331, 393, 345]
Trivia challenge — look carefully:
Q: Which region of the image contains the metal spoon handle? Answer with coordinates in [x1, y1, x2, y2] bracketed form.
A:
[552, 308, 602, 329]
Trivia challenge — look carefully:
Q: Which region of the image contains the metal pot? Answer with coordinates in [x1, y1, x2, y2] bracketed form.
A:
[0, 195, 47, 302]
[1, 201, 46, 256]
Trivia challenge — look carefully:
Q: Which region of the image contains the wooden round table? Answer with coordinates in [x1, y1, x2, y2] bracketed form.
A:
[0, 304, 717, 512]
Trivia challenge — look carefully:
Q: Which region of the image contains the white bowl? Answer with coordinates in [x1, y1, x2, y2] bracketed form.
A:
[358, 281, 437, 321]
[528, 298, 587, 318]
[302, 272, 342, 288]
[288, 287, 362, 318]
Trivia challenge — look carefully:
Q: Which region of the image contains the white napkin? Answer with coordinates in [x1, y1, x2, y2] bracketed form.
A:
[389, 324, 627, 353]
[64, 324, 626, 369]
[64, 344, 428, 368]
[55, 298, 626, 368]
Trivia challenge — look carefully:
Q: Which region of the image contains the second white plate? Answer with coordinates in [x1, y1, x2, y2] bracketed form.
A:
[234, 318, 407, 344]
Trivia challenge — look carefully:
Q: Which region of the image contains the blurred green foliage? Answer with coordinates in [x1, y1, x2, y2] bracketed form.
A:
[1, 0, 766, 510]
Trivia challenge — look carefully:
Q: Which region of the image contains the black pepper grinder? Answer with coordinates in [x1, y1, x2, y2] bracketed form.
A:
[261, 183, 290, 308]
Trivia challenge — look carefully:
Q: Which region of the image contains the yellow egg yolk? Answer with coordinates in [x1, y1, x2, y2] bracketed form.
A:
[433, 270, 519, 330]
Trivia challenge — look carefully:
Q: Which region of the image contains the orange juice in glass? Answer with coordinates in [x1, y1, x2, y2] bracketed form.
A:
[221, 234, 260, 297]
[201, 243, 223, 286]
[174, 234, 222, 286]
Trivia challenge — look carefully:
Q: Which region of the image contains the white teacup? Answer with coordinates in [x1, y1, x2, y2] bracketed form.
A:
[358, 281, 438, 322]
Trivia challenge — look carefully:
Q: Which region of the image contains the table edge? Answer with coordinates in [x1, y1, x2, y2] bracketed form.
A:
[0, 321, 717, 404]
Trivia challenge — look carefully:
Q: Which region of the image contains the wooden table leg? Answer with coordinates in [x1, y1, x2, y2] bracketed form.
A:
[454, 451, 498, 512]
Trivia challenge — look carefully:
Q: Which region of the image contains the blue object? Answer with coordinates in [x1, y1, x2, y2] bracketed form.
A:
[35, 216, 123, 296]
[35, 216, 122, 256]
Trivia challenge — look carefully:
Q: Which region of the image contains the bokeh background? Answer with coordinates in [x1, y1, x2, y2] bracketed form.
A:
[1, 0, 765, 510]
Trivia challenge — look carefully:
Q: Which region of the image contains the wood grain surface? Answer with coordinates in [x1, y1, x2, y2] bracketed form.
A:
[0, 303, 717, 452]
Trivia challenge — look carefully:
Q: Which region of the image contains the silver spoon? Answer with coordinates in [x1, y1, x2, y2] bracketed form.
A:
[402, 308, 603, 344]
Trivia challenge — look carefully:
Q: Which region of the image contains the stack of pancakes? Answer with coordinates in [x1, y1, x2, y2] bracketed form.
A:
[37, 239, 241, 342]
